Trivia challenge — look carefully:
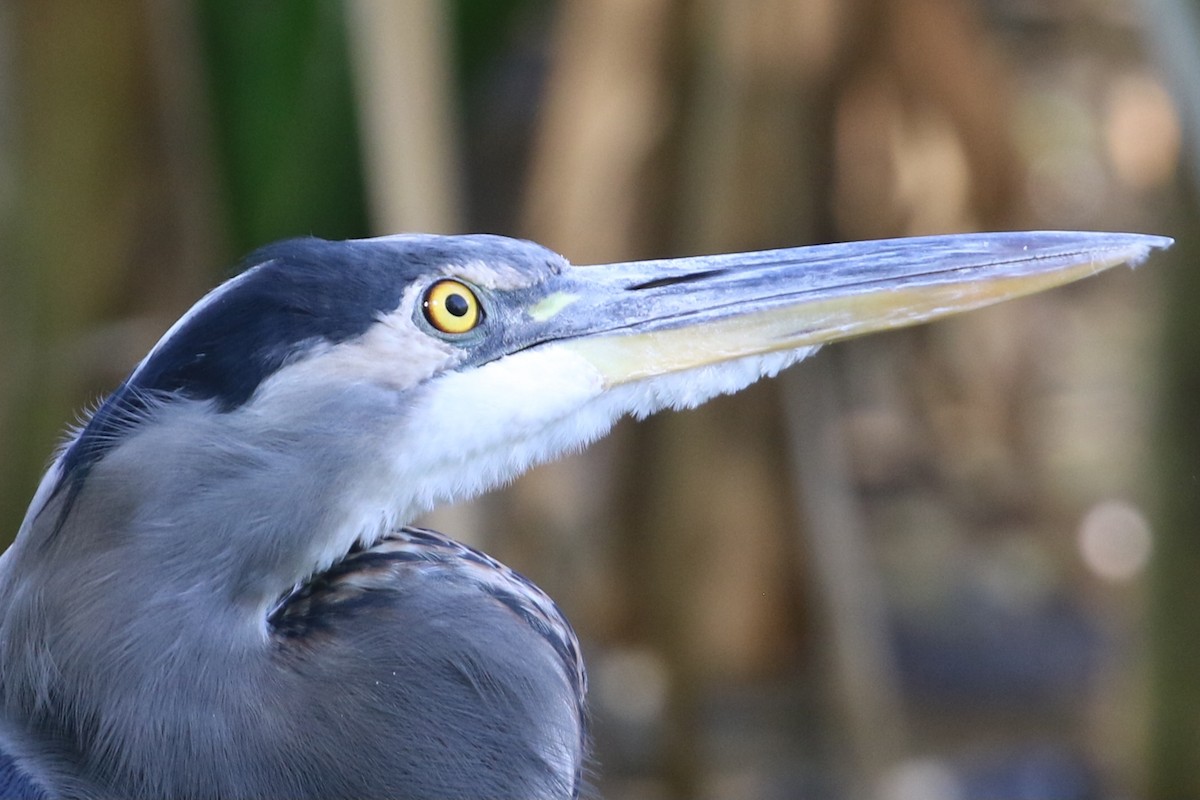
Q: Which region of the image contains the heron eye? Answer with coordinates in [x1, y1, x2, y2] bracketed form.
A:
[422, 279, 482, 335]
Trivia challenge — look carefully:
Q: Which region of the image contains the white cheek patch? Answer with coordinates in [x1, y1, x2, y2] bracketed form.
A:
[413, 349, 606, 449]
[380, 342, 818, 518]
[391, 347, 610, 513]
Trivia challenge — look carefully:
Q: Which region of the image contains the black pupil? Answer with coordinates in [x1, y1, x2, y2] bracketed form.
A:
[445, 293, 470, 317]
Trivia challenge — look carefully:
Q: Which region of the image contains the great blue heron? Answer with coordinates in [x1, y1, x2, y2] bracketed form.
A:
[0, 231, 1168, 799]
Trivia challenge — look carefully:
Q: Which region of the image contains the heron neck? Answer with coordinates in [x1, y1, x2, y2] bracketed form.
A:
[0, 395, 423, 792]
[0, 392, 417, 686]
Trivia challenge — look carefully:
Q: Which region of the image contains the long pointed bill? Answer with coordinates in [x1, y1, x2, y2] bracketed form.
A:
[537, 231, 1170, 386]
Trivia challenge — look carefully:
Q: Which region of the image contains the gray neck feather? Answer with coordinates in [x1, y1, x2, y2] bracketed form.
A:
[0, 387, 413, 796]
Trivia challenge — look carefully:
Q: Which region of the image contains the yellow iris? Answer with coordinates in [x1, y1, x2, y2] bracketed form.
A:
[422, 280, 482, 334]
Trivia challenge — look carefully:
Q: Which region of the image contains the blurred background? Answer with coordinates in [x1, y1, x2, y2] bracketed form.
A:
[0, 1, 1195, 798]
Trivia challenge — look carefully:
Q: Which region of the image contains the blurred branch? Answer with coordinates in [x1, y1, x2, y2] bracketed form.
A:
[521, 0, 676, 261]
[143, 0, 227, 278]
[783, 359, 909, 800]
[345, 0, 463, 234]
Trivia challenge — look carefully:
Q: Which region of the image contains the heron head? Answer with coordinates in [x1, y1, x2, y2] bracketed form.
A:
[26, 230, 1167, 565]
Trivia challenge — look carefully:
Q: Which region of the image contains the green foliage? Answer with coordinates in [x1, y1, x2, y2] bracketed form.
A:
[196, 0, 369, 253]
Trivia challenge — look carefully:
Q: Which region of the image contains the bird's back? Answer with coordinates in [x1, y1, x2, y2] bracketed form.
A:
[266, 527, 587, 799]
[0, 524, 586, 800]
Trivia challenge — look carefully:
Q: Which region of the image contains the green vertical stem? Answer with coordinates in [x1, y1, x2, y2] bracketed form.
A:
[196, 0, 368, 251]
[1149, 211, 1200, 799]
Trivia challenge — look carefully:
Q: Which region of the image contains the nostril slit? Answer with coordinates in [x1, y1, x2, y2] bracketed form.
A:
[627, 268, 731, 291]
